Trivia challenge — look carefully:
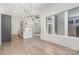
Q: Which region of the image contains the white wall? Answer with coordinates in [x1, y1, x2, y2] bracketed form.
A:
[33, 18, 41, 34]
[12, 15, 22, 35]
[40, 3, 79, 51]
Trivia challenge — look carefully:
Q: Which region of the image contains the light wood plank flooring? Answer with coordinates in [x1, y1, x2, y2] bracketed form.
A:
[0, 35, 79, 55]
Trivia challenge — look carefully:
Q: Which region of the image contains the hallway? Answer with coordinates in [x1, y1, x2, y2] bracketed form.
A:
[0, 35, 79, 55]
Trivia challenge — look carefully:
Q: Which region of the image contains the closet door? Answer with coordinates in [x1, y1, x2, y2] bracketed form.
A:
[1, 14, 11, 42]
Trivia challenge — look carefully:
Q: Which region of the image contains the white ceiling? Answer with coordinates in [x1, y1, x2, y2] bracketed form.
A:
[0, 3, 49, 14]
[13, 3, 48, 10]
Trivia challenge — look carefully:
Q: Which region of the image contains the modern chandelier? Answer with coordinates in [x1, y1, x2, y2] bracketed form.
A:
[23, 3, 40, 20]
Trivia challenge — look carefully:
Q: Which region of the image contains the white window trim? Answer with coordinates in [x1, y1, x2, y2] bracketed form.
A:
[64, 11, 68, 36]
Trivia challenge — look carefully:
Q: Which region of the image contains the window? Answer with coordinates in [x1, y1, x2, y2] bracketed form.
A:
[68, 7, 79, 37]
[48, 24, 53, 34]
[68, 20, 74, 24]
[75, 19, 79, 23]
[55, 12, 65, 35]
[46, 16, 53, 34]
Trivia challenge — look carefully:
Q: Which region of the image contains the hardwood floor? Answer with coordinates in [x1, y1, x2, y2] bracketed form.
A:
[0, 35, 79, 55]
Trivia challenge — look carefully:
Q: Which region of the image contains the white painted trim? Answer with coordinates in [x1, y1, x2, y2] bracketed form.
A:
[65, 11, 68, 36]
[53, 16, 55, 36]
[44, 17, 47, 35]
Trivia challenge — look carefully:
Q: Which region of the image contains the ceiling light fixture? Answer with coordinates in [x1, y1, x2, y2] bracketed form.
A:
[23, 3, 40, 20]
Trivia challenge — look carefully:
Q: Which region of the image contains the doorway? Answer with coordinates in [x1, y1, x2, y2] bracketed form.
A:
[1, 14, 11, 43]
